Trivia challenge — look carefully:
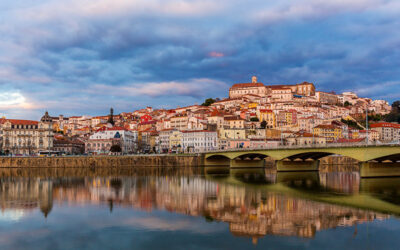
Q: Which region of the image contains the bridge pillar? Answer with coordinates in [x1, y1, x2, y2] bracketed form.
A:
[276, 160, 320, 172]
[360, 162, 400, 178]
[230, 159, 265, 168]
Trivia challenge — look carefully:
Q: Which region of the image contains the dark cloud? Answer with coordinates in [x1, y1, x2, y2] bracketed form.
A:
[0, 0, 399, 119]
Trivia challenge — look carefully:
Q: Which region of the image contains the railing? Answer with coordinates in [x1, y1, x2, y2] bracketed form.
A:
[198, 142, 400, 154]
[1, 142, 398, 158]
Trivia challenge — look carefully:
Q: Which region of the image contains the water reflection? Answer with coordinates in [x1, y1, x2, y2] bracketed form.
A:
[1, 167, 399, 243]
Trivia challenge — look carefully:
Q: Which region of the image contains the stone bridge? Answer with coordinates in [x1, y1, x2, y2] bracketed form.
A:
[203, 145, 400, 177]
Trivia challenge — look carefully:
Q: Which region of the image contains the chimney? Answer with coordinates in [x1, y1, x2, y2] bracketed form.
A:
[252, 76, 257, 83]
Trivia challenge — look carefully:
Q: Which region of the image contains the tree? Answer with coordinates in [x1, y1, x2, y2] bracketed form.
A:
[250, 117, 259, 122]
[110, 144, 122, 153]
[344, 101, 351, 107]
[384, 100, 400, 123]
[341, 118, 363, 130]
[202, 98, 216, 106]
[260, 120, 267, 129]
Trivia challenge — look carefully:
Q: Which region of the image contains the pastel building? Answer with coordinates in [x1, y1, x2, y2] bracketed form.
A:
[182, 130, 218, 152]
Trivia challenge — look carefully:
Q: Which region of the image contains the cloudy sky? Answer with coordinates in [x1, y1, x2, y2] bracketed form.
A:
[1, 0, 399, 119]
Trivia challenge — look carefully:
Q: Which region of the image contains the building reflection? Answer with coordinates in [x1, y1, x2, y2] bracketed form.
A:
[0, 178, 53, 217]
[0, 168, 394, 241]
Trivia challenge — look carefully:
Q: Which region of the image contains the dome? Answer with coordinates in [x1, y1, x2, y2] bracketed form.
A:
[40, 111, 52, 123]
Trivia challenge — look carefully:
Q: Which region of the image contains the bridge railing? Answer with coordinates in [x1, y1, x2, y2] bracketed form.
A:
[199, 142, 400, 154]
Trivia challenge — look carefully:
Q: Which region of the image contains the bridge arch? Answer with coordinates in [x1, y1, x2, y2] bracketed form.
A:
[205, 154, 232, 160]
[205, 146, 400, 163]
[233, 153, 270, 161]
[283, 152, 340, 161]
[369, 153, 400, 163]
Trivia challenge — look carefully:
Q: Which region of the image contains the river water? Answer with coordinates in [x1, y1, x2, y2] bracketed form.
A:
[1, 166, 400, 250]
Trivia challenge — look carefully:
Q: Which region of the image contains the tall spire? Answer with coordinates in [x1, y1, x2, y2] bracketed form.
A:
[107, 107, 115, 126]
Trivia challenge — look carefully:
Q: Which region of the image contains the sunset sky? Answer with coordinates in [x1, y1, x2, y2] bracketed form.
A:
[1, 0, 399, 119]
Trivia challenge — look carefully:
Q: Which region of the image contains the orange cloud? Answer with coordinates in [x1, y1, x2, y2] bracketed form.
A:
[208, 51, 224, 58]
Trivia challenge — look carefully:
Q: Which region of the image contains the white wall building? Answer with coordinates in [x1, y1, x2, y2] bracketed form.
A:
[182, 130, 218, 152]
[87, 126, 138, 153]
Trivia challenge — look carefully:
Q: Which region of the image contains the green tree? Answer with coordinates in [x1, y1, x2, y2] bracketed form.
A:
[384, 100, 400, 123]
[344, 101, 351, 107]
[202, 98, 216, 106]
[110, 144, 122, 153]
[341, 118, 363, 130]
[250, 117, 259, 122]
[260, 120, 267, 129]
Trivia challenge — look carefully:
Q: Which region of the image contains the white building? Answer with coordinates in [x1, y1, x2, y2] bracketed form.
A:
[86, 126, 138, 154]
[158, 129, 174, 153]
[182, 130, 218, 152]
[0, 112, 54, 155]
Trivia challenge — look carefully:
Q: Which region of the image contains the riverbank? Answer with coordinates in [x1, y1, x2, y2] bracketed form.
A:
[0, 155, 203, 168]
[0, 155, 359, 171]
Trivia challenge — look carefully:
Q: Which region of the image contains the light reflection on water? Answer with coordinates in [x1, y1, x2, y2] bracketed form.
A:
[0, 167, 400, 249]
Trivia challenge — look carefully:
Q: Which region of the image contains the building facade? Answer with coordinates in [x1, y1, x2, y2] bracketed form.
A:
[0, 112, 54, 155]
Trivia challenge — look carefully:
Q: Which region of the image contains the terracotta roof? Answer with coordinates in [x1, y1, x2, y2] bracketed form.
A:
[224, 116, 244, 121]
[314, 124, 338, 129]
[181, 130, 216, 133]
[293, 131, 314, 137]
[96, 126, 127, 132]
[210, 108, 222, 117]
[370, 122, 400, 129]
[334, 138, 365, 143]
[5, 119, 38, 125]
[138, 120, 157, 125]
[230, 83, 264, 89]
[266, 84, 293, 88]
[259, 109, 273, 113]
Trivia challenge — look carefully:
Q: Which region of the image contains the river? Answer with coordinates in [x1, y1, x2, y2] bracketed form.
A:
[0, 166, 399, 249]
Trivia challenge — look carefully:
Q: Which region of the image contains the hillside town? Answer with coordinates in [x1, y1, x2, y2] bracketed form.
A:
[0, 76, 398, 156]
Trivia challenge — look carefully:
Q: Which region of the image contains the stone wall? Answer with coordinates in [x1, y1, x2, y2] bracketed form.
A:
[0, 155, 203, 168]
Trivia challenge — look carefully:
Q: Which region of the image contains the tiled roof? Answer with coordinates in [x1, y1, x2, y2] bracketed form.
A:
[96, 126, 127, 132]
[224, 116, 243, 121]
[5, 119, 38, 125]
[138, 120, 157, 125]
[334, 138, 365, 143]
[314, 124, 338, 129]
[230, 83, 264, 89]
[181, 130, 216, 133]
[370, 122, 400, 129]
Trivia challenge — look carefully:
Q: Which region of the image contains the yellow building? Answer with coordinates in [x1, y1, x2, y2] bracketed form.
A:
[266, 129, 281, 139]
[169, 131, 182, 152]
[218, 128, 246, 140]
[257, 109, 276, 128]
[241, 102, 258, 109]
[313, 125, 342, 142]
[224, 117, 245, 129]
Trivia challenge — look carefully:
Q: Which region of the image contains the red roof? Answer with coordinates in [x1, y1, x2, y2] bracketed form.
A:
[181, 130, 216, 133]
[334, 138, 365, 143]
[230, 83, 264, 89]
[138, 120, 157, 125]
[96, 126, 127, 132]
[5, 119, 38, 125]
[370, 122, 400, 129]
[259, 109, 273, 113]
[224, 116, 244, 121]
[210, 108, 222, 117]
